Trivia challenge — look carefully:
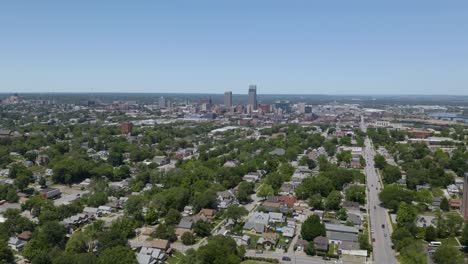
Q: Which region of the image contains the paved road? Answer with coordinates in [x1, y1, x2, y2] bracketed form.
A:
[361, 117, 397, 264]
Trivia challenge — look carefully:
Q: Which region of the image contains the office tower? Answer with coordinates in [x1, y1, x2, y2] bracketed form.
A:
[462, 173, 468, 220]
[248, 85, 257, 110]
[224, 91, 232, 108]
[298, 103, 306, 114]
[275, 100, 292, 113]
[159, 96, 166, 109]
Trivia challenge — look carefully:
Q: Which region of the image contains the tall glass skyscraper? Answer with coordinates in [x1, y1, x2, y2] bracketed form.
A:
[224, 91, 232, 108]
[248, 85, 257, 110]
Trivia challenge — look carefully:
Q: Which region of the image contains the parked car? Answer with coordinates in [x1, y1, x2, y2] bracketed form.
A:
[282, 256, 291, 261]
[323, 256, 331, 260]
[255, 250, 263, 254]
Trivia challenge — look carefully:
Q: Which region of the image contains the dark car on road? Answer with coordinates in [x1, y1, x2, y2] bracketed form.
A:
[282, 256, 291, 261]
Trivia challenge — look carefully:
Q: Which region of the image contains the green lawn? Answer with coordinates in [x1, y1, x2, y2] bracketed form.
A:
[166, 252, 184, 264]
[440, 237, 460, 247]
[431, 188, 444, 197]
[328, 243, 338, 255]
[248, 234, 261, 249]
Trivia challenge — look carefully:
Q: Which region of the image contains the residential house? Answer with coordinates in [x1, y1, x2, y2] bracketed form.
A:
[447, 184, 459, 195]
[326, 223, 359, 244]
[197, 208, 216, 222]
[268, 212, 284, 224]
[347, 213, 362, 227]
[39, 188, 61, 199]
[136, 247, 167, 264]
[432, 197, 442, 209]
[83, 207, 100, 217]
[153, 156, 170, 166]
[183, 206, 193, 216]
[223, 161, 237, 168]
[342, 201, 360, 212]
[8, 237, 25, 251]
[282, 226, 295, 238]
[243, 212, 269, 234]
[279, 182, 294, 196]
[62, 213, 91, 228]
[416, 215, 436, 228]
[313, 236, 329, 252]
[257, 232, 279, 248]
[295, 239, 309, 251]
[231, 234, 250, 247]
[216, 190, 236, 209]
[269, 148, 285, 156]
[339, 241, 360, 251]
[341, 250, 368, 264]
[449, 198, 462, 209]
[17, 231, 32, 242]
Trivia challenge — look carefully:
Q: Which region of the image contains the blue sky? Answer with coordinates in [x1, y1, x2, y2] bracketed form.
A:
[0, 1, 467, 95]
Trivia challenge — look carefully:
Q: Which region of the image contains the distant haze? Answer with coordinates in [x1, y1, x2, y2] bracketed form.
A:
[0, 1, 467, 95]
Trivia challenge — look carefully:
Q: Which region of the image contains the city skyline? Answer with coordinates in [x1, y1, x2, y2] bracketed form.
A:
[1, 1, 468, 95]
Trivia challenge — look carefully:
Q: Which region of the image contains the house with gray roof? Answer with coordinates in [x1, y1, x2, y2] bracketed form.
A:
[243, 212, 270, 234]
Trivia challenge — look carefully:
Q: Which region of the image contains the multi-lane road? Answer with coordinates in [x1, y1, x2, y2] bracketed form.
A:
[361, 117, 397, 264]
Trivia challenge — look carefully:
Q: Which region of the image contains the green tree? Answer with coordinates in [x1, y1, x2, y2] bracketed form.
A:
[425, 226, 437, 242]
[193, 220, 211, 237]
[224, 205, 248, 224]
[440, 197, 449, 212]
[97, 246, 137, 264]
[0, 240, 14, 264]
[308, 194, 323, 210]
[152, 223, 176, 242]
[325, 190, 342, 210]
[304, 242, 316, 256]
[257, 184, 274, 198]
[374, 154, 387, 170]
[382, 165, 402, 184]
[337, 208, 348, 221]
[195, 235, 244, 264]
[165, 209, 181, 226]
[433, 245, 464, 264]
[14, 173, 32, 191]
[345, 185, 366, 204]
[358, 232, 372, 251]
[181, 232, 196, 245]
[396, 202, 417, 232]
[446, 213, 463, 236]
[379, 184, 414, 211]
[460, 222, 468, 253]
[301, 215, 326, 241]
[144, 209, 158, 225]
[38, 177, 47, 188]
[236, 182, 254, 204]
[6, 188, 18, 203]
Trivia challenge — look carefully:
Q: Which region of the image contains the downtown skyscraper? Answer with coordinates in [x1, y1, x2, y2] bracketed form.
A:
[248, 85, 257, 110]
[224, 91, 232, 108]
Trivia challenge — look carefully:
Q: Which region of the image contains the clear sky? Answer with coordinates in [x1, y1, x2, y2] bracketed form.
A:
[0, 1, 467, 95]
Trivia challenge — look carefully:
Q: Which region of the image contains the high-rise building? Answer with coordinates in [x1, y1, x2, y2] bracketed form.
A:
[224, 91, 232, 108]
[159, 96, 166, 109]
[275, 100, 292, 113]
[462, 173, 468, 220]
[248, 85, 257, 110]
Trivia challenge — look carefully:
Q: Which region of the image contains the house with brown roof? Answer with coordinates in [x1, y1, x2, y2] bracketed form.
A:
[197, 208, 216, 222]
[450, 198, 462, 209]
[257, 232, 279, 248]
[17, 231, 32, 241]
